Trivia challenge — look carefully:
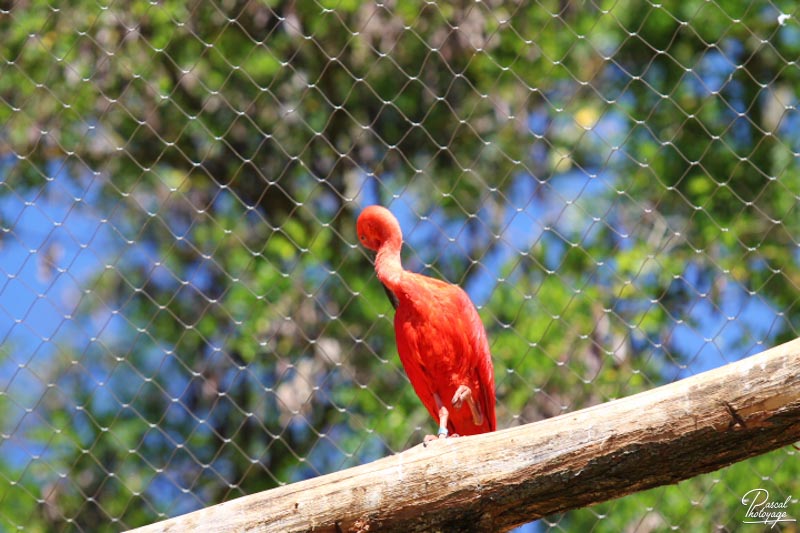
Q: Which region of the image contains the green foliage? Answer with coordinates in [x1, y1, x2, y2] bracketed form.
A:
[1, 0, 799, 531]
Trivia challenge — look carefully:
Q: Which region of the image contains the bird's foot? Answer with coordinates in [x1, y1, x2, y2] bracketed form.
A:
[423, 433, 442, 443]
[451, 385, 471, 408]
[451, 385, 483, 426]
[423, 431, 461, 443]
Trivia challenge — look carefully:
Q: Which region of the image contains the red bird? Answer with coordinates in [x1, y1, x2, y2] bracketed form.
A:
[357, 205, 496, 441]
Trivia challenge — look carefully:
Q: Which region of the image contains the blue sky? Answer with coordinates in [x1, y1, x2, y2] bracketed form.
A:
[1, 153, 781, 449]
[0, 126, 785, 527]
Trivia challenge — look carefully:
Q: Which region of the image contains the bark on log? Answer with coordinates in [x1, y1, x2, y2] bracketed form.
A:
[130, 337, 800, 532]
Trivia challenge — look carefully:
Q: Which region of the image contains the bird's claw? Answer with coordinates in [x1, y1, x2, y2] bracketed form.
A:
[451, 385, 471, 408]
[452, 384, 484, 426]
[423, 387, 485, 444]
[423, 433, 445, 443]
[422, 431, 461, 445]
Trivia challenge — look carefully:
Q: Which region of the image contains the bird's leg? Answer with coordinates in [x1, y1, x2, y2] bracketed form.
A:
[424, 394, 451, 443]
[452, 385, 483, 426]
[423, 405, 451, 443]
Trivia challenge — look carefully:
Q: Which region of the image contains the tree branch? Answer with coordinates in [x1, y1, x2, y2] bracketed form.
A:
[130, 337, 800, 532]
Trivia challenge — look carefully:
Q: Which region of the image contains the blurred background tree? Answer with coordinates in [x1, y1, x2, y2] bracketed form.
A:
[0, 0, 798, 530]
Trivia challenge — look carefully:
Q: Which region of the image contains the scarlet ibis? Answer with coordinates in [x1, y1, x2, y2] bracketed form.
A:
[356, 205, 496, 440]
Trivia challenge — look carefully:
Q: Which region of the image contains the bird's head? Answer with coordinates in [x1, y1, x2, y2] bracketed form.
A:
[356, 205, 403, 252]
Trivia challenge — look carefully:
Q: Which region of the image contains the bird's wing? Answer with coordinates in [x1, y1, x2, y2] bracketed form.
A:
[462, 290, 497, 431]
[395, 317, 441, 424]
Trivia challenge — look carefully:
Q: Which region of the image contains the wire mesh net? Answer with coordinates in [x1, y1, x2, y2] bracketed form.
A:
[1, 0, 799, 530]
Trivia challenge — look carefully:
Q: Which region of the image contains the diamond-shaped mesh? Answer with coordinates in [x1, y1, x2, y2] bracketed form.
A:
[1, 1, 798, 531]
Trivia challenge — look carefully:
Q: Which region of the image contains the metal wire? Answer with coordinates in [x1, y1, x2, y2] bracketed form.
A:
[0, 0, 798, 530]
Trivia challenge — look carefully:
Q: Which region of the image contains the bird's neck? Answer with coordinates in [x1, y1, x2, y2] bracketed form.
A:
[375, 239, 403, 292]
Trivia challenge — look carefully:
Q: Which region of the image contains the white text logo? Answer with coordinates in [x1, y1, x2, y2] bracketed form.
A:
[742, 488, 796, 528]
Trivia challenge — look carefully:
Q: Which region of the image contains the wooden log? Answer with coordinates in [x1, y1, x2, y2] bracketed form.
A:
[130, 337, 800, 532]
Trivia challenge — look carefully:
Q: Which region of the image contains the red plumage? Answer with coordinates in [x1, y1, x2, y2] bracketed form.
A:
[357, 205, 496, 438]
